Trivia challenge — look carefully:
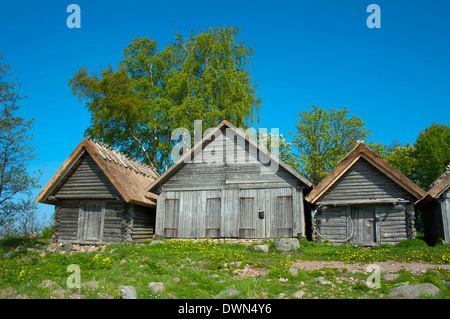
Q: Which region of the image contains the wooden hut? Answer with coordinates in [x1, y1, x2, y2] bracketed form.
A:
[35, 139, 159, 244]
[304, 142, 426, 246]
[415, 165, 450, 244]
[147, 121, 313, 239]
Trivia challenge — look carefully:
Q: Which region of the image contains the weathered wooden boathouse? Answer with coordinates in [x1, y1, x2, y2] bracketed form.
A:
[415, 165, 450, 244]
[35, 139, 159, 244]
[305, 142, 426, 246]
[147, 120, 313, 239]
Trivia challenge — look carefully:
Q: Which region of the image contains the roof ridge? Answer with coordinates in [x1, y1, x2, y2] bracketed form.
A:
[429, 163, 450, 189]
[85, 138, 158, 178]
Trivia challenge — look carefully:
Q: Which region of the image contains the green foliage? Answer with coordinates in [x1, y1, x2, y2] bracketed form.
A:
[395, 238, 428, 249]
[2, 238, 450, 299]
[41, 225, 54, 239]
[413, 122, 450, 190]
[69, 26, 261, 173]
[384, 143, 417, 182]
[0, 55, 41, 235]
[289, 105, 371, 184]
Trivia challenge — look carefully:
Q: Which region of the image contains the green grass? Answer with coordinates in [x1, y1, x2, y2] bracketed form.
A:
[297, 238, 450, 264]
[1, 237, 450, 299]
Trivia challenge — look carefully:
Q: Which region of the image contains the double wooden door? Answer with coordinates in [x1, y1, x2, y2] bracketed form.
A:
[239, 188, 293, 238]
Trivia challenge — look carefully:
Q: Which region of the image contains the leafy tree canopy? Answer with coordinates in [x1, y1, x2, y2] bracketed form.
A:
[289, 105, 371, 185]
[69, 26, 261, 173]
[0, 55, 41, 233]
[412, 122, 450, 190]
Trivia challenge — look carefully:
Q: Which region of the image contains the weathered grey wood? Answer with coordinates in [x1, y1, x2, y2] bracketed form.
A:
[54, 154, 120, 200]
[153, 126, 310, 239]
[239, 190, 256, 238]
[130, 204, 155, 242]
[321, 158, 411, 203]
[206, 198, 221, 238]
[349, 206, 376, 245]
[164, 198, 179, 238]
[77, 202, 105, 242]
[52, 199, 156, 244]
[313, 157, 419, 246]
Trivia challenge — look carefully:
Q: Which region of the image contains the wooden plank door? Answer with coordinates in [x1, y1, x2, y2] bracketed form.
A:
[206, 197, 221, 238]
[79, 202, 104, 242]
[276, 195, 293, 237]
[443, 199, 450, 243]
[164, 199, 179, 238]
[239, 189, 267, 238]
[350, 206, 377, 245]
[239, 196, 256, 238]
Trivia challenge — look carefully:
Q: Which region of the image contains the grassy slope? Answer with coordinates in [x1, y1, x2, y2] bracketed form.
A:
[1, 237, 450, 299]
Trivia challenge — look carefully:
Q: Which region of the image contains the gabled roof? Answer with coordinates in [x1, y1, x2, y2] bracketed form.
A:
[415, 164, 450, 208]
[35, 139, 159, 207]
[147, 120, 313, 192]
[305, 142, 426, 204]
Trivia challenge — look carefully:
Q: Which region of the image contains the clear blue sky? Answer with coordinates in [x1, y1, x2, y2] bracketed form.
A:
[1, 0, 449, 222]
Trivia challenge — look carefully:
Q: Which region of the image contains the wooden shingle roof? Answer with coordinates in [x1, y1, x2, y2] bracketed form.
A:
[415, 164, 450, 208]
[35, 139, 159, 207]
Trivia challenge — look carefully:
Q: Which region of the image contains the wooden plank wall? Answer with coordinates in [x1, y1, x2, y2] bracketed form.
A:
[423, 200, 445, 244]
[103, 201, 124, 243]
[57, 201, 79, 242]
[156, 187, 302, 239]
[315, 206, 349, 242]
[377, 204, 408, 244]
[55, 200, 125, 243]
[155, 128, 308, 239]
[50, 152, 157, 244]
[314, 157, 418, 245]
[131, 204, 156, 243]
[54, 153, 120, 200]
[319, 158, 410, 203]
[316, 203, 412, 245]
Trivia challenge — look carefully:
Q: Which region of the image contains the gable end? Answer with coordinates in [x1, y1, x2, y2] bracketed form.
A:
[317, 157, 411, 205]
[53, 153, 121, 200]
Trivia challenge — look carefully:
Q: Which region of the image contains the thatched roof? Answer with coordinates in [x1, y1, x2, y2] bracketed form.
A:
[415, 164, 450, 208]
[305, 142, 426, 204]
[147, 120, 313, 192]
[35, 138, 159, 207]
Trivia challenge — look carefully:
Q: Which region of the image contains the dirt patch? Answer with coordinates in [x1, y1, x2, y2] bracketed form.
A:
[291, 260, 450, 274]
[233, 264, 269, 278]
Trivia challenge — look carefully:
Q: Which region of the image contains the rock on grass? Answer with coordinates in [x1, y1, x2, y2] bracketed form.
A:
[273, 238, 300, 251]
[120, 285, 137, 299]
[218, 289, 241, 298]
[149, 282, 165, 293]
[388, 283, 440, 299]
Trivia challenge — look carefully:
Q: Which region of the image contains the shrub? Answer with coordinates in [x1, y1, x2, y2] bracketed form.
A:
[40, 226, 54, 239]
[396, 238, 428, 248]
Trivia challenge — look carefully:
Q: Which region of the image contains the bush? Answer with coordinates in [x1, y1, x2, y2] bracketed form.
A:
[396, 238, 428, 248]
[41, 225, 54, 239]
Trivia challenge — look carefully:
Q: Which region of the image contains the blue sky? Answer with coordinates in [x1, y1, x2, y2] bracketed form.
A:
[1, 0, 449, 221]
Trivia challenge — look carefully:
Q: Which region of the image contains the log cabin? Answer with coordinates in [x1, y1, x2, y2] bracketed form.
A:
[147, 120, 313, 239]
[304, 142, 426, 246]
[35, 139, 159, 244]
[415, 165, 450, 244]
